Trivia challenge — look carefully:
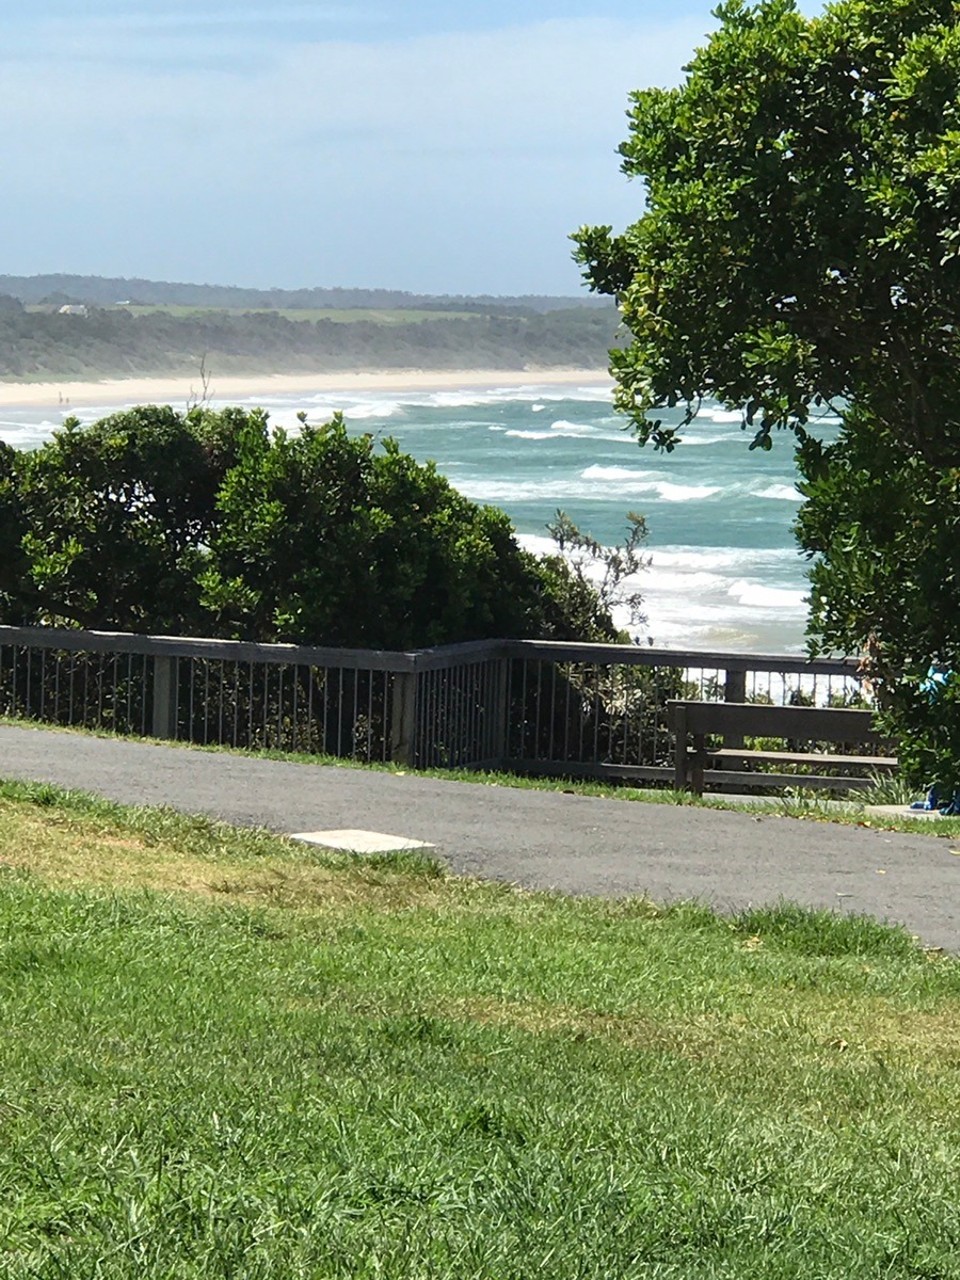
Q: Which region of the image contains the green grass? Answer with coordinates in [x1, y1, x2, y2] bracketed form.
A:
[0, 778, 959, 1276]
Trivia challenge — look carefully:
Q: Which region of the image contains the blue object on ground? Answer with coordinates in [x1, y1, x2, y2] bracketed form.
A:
[907, 785, 960, 815]
[910, 784, 940, 811]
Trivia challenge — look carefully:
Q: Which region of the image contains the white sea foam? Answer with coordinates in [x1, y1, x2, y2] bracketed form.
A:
[700, 408, 744, 423]
[581, 465, 652, 482]
[582, 470, 730, 501]
[503, 422, 609, 441]
[727, 579, 808, 610]
[650, 544, 799, 570]
[400, 384, 612, 410]
[548, 420, 606, 438]
[644, 481, 723, 502]
[517, 533, 563, 557]
[755, 483, 803, 502]
[460, 479, 608, 503]
[676, 433, 735, 447]
[517, 531, 809, 651]
[340, 401, 403, 421]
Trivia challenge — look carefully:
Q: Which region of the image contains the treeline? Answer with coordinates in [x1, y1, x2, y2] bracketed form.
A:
[0, 273, 609, 314]
[0, 306, 619, 381]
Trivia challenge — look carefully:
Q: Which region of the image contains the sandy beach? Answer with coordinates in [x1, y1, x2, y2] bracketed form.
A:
[0, 367, 611, 411]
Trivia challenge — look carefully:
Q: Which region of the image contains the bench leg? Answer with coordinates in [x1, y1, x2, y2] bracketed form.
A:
[691, 733, 706, 796]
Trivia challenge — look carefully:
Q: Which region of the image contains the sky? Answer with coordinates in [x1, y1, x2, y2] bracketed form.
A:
[3, 1, 747, 296]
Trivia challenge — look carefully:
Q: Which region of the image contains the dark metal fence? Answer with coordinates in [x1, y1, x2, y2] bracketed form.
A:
[0, 625, 869, 784]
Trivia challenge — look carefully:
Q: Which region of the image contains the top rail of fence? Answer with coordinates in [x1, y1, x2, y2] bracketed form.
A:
[0, 626, 860, 679]
[0, 624, 422, 673]
[496, 640, 860, 677]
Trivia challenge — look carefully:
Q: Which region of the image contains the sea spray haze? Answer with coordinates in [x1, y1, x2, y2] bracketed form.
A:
[0, 382, 827, 652]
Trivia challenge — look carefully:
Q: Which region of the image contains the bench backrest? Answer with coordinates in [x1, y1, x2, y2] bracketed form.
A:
[667, 700, 880, 743]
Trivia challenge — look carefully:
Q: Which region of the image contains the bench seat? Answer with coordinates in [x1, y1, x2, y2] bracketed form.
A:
[705, 747, 898, 771]
[667, 699, 898, 796]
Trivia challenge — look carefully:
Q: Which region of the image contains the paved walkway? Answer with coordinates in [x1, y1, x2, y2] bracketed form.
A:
[2, 723, 960, 949]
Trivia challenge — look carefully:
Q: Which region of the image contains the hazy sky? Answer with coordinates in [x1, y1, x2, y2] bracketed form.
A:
[3, 1, 740, 295]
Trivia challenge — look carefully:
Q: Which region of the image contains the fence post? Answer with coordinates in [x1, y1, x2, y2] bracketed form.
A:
[724, 668, 747, 704]
[152, 655, 179, 739]
[390, 670, 418, 767]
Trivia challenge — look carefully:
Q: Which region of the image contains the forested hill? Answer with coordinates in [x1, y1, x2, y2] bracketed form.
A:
[0, 274, 608, 314]
[0, 303, 619, 381]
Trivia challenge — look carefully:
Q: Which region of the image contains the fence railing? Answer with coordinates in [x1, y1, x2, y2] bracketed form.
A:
[0, 625, 871, 785]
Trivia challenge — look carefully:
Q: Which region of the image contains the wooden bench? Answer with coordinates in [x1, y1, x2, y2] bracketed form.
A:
[667, 700, 898, 795]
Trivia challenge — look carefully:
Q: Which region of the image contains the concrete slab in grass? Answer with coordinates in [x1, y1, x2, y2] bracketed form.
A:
[865, 804, 944, 821]
[290, 828, 435, 854]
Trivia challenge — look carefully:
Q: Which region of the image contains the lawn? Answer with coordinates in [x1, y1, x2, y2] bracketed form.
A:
[0, 778, 958, 1278]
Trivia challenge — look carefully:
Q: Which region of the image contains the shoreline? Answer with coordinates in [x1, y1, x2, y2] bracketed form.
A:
[0, 367, 612, 411]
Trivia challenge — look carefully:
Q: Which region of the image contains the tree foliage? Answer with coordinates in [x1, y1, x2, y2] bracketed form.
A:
[1, 406, 630, 650]
[573, 0, 960, 787]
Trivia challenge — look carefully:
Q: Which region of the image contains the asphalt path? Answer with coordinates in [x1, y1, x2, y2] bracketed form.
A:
[2, 722, 960, 949]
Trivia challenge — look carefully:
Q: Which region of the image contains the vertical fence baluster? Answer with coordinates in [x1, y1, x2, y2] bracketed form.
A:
[307, 666, 316, 753]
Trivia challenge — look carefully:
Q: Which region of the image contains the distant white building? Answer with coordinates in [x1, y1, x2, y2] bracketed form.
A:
[58, 304, 88, 317]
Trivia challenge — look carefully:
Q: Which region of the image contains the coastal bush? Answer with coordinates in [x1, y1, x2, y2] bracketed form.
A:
[1, 404, 628, 649]
[573, 0, 960, 790]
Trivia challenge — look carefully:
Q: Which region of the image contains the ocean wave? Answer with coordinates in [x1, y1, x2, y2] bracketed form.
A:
[676, 432, 736, 447]
[517, 533, 808, 652]
[340, 401, 404, 421]
[727, 579, 808, 610]
[461, 480, 609, 503]
[295, 384, 610, 418]
[644, 481, 723, 502]
[581, 465, 653, 482]
[699, 408, 744, 423]
[412, 385, 612, 410]
[550, 420, 604, 437]
[578, 470, 726, 501]
[503, 421, 607, 441]
[754, 483, 803, 502]
[649, 544, 801, 571]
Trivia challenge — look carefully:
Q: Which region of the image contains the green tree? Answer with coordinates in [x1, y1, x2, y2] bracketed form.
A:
[200, 409, 615, 648]
[573, 0, 960, 789]
[9, 406, 242, 632]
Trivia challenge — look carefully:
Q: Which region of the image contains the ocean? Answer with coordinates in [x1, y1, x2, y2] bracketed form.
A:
[0, 378, 838, 654]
